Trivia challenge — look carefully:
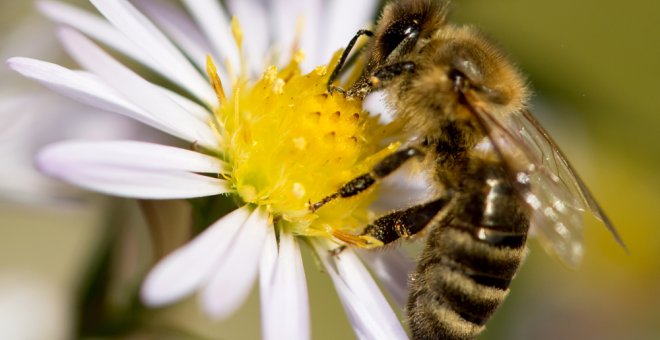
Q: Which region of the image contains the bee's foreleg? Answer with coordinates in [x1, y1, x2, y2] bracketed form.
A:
[327, 29, 374, 94]
[368, 61, 416, 89]
[310, 146, 424, 212]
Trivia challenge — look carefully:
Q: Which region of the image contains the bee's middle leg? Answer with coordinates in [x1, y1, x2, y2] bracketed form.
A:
[310, 146, 425, 212]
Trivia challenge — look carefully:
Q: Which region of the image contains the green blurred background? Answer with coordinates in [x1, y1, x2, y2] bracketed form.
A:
[1, 0, 659, 339]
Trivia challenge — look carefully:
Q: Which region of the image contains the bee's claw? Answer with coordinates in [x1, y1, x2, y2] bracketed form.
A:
[327, 85, 347, 95]
[309, 193, 339, 212]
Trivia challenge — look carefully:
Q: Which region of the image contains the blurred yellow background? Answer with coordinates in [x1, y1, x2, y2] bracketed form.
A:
[1, 0, 658, 339]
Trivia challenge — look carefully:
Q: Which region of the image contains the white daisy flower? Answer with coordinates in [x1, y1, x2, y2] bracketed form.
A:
[8, 0, 413, 339]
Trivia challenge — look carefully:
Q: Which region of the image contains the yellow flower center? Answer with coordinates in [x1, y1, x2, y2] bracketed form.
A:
[205, 24, 397, 245]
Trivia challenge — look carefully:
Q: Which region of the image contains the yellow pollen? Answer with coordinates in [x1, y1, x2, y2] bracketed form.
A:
[292, 137, 306, 150]
[292, 182, 306, 199]
[293, 50, 305, 64]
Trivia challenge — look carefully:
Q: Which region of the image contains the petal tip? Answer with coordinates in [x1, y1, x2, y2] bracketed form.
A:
[139, 263, 196, 308]
[6, 57, 28, 72]
[139, 274, 175, 308]
[198, 291, 231, 321]
[34, 144, 63, 178]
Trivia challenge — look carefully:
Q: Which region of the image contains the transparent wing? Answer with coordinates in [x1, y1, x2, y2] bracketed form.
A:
[468, 101, 625, 268]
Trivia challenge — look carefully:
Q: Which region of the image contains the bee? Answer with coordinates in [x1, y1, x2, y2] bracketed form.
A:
[312, 0, 626, 339]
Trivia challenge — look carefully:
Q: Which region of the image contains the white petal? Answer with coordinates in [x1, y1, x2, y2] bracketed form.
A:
[258, 224, 278, 336]
[37, 141, 228, 199]
[158, 86, 211, 122]
[38, 0, 215, 104]
[89, 0, 216, 104]
[37, 140, 226, 173]
[141, 207, 251, 306]
[358, 249, 414, 308]
[132, 0, 211, 72]
[78, 68, 211, 123]
[260, 232, 310, 340]
[8, 59, 152, 129]
[6, 57, 202, 141]
[320, 0, 378, 63]
[314, 242, 407, 340]
[57, 28, 218, 149]
[37, 1, 154, 76]
[182, 0, 240, 73]
[200, 207, 270, 319]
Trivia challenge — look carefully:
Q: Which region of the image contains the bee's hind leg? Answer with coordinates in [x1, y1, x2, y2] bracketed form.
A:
[326, 194, 453, 256]
[359, 194, 454, 247]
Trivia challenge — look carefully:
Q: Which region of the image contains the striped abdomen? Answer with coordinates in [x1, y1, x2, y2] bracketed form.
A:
[407, 164, 530, 340]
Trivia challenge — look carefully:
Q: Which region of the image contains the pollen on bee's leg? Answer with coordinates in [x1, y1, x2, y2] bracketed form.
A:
[331, 230, 383, 249]
[369, 76, 381, 87]
[332, 229, 366, 247]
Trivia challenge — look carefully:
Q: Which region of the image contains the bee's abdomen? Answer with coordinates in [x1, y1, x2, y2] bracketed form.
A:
[408, 222, 527, 340]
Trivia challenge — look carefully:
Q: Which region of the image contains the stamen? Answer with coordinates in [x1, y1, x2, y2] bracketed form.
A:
[231, 17, 243, 53]
[231, 17, 246, 75]
[206, 55, 228, 107]
[291, 15, 306, 55]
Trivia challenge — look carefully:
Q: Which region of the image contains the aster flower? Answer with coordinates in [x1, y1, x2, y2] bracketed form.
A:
[8, 0, 413, 338]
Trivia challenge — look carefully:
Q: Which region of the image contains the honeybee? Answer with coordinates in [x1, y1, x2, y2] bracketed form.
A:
[312, 0, 626, 339]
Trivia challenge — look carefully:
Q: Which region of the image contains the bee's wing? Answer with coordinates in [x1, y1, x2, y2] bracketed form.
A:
[469, 103, 625, 268]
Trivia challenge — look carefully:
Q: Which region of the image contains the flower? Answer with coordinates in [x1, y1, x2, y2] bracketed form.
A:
[8, 0, 413, 339]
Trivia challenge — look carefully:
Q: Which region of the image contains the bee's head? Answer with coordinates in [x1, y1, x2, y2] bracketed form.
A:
[371, 0, 449, 65]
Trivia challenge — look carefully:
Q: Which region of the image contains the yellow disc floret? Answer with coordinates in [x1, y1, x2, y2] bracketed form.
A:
[207, 53, 397, 244]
